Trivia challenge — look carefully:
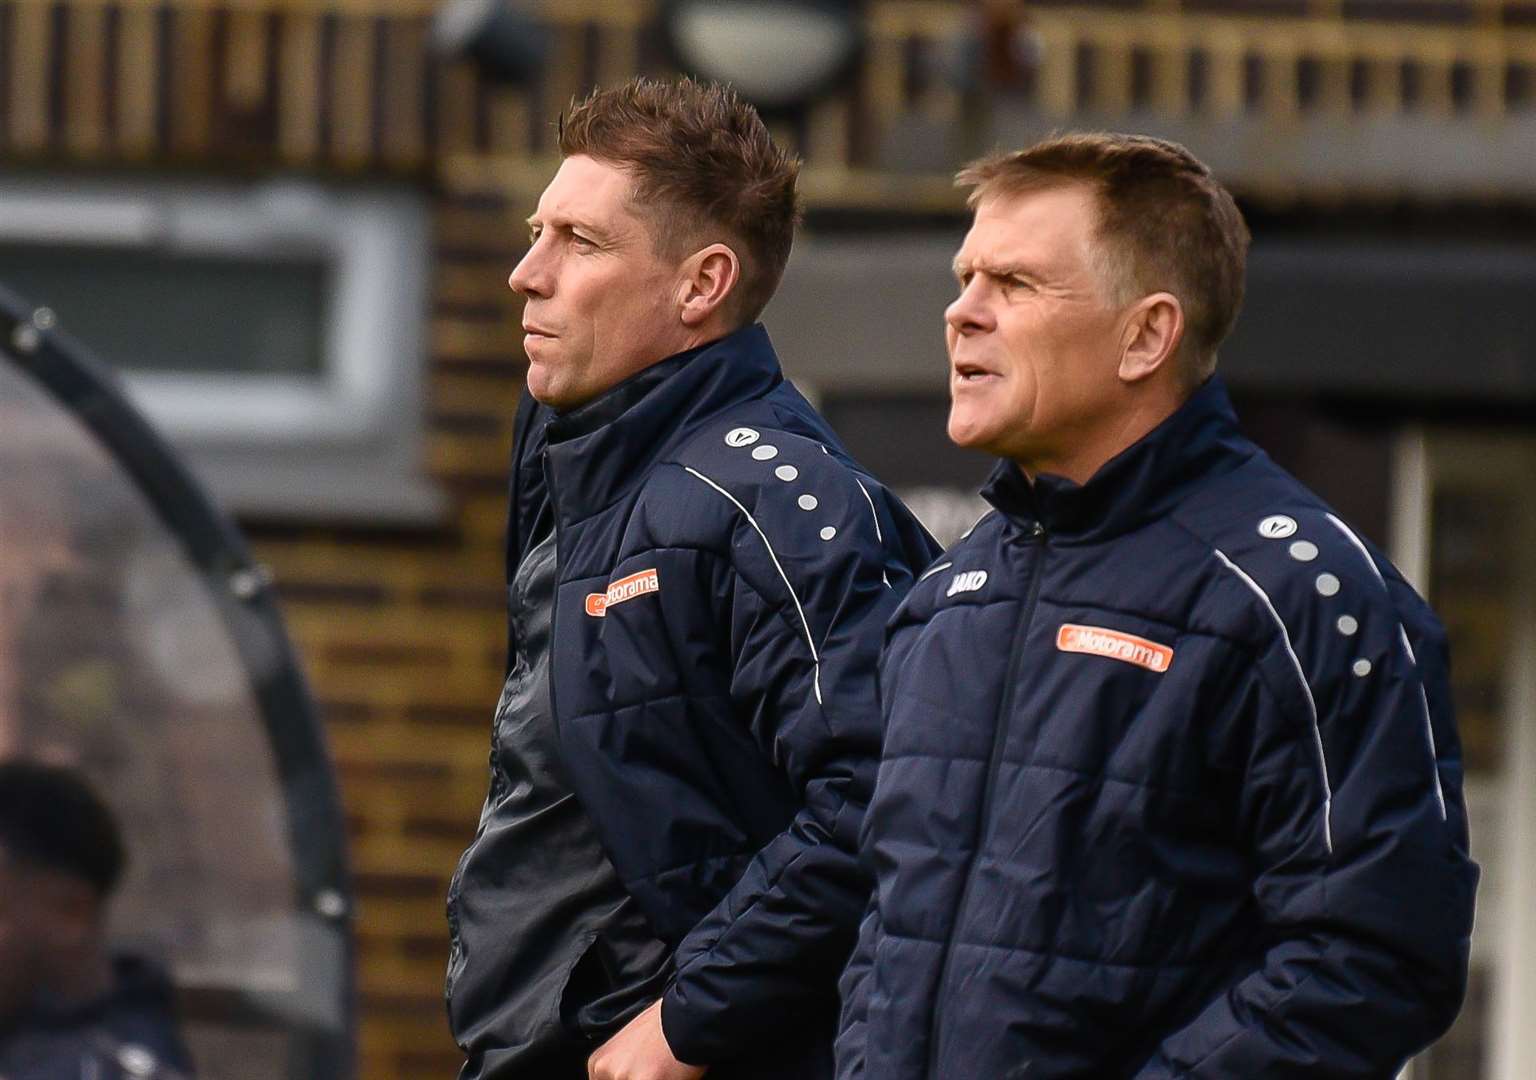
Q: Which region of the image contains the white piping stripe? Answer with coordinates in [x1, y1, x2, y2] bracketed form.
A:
[854, 479, 884, 543]
[1417, 682, 1449, 818]
[919, 560, 953, 582]
[1214, 547, 1334, 854]
[1325, 513, 1387, 591]
[684, 466, 823, 705]
[853, 479, 893, 589]
[1328, 515, 1446, 819]
[960, 511, 992, 541]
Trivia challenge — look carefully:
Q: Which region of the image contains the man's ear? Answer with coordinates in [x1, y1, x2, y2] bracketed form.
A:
[1117, 292, 1184, 384]
[678, 243, 741, 329]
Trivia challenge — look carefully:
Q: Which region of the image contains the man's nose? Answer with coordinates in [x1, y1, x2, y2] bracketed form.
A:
[945, 279, 993, 335]
[508, 242, 548, 298]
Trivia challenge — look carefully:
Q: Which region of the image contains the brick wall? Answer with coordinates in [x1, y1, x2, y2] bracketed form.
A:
[250, 189, 529, 1077]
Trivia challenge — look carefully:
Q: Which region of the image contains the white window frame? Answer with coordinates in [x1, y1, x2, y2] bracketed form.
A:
[0, 175, 444, 523]
[1393, 430, 1536, 1080]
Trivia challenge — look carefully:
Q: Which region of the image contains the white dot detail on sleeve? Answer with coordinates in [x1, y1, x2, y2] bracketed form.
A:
[798, 494, 818, 511]
[774, 465, 798, 482]
[1289, 540, 1319, 562]
[820, 526, 837, 541]
[1353, 658, 1372, 677]
[1337, 614, 1359, 636]
[751, 444, 779, 461]
[1315, 573, 1341, 597]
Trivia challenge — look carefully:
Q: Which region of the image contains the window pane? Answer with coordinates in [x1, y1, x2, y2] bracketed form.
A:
[0, 243, 326, 375]
[1429, 487, 1516, 778]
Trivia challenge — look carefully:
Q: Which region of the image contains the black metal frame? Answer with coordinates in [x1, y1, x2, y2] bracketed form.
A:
[0, 283, 356, 1079]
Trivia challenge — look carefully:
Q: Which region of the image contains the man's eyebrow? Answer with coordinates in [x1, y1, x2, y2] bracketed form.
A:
[524, 213, 615, 242]
[953, 256, 1026, 280]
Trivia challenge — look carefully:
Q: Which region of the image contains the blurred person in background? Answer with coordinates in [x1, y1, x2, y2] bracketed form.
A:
[443, 77, 939, 1080]
[0, 759, 194, 1079]
[835, 133, 1478, 1078]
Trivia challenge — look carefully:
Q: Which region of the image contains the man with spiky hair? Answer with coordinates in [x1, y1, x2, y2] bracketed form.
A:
[444, 77, 939, 1080]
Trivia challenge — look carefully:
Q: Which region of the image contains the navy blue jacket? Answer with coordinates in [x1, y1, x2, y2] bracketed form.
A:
[837, 378, 1477, 1079]
[0, 955, 195, 1079]
[510, 324, 940, 1070]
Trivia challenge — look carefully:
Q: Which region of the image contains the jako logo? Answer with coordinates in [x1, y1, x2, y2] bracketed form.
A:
[1056, 623, 1173, 673]
[585, 568, 660, 617]
[946, 570, 988, 597]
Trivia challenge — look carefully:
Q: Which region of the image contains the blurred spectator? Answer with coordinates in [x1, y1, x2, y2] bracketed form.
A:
[0, 760, 194, 1079]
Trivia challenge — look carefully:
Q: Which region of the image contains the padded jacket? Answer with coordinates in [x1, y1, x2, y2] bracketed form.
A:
[836, 378, 1478, 1079]
[510, 324, 940, 1071]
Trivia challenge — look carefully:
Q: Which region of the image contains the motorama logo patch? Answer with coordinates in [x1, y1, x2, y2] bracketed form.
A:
[585, 568, 660, 617]
[1056, 623, 1174, 673]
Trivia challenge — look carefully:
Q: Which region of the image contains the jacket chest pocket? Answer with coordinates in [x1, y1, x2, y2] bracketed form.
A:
[1011, 611, 1196, 779]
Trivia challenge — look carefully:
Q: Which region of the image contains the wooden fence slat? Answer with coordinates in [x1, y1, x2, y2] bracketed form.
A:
[8, 0, 53, 153]
[1261, 37, 1300, 121]
[170, 6, 216, 153]
[1468, 41, 1506, 118]
[1362, 44, 1404, 113]
[1097, 35, 1133, 114]
[224, 8, 270, 111]
[1206, 27, 1247, 119]
[435, 60, 478, 155]
[65, 4, 109, 157]
[1419, 44, 1457, 115]
[278, 11, 323, 163]
[380, 15, 425, 167]
[330, 13, 374, 166]
[1038, 24, 1077, 118]
[1151, 28, 1189, 117]
[115, 5, 158, 156]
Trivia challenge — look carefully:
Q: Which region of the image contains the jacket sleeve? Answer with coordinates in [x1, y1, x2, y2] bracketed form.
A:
[831, 896, 882, 1078]
[1133, 572, 1478, 1077]
[656, 465, 926, 1065]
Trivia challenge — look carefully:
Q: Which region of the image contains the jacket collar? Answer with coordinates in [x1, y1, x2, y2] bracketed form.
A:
[980, 376, 1256, 542]
[543, 322, 784, 522]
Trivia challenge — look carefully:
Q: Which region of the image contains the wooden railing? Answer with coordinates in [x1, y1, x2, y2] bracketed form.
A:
[1020, 6, 1536, 121]
[1, 0, 1532, 206]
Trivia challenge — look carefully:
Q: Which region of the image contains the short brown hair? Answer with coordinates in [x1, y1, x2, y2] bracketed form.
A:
[957, 133, 1249, 385]
[559, 77, 802, 325]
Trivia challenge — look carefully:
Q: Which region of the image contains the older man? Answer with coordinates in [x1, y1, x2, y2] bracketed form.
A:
[444, 78, 939, 1080]
[836, 134, 1478, 1078]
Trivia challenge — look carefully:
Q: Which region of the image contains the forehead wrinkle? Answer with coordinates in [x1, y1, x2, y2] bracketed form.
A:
[525, 204, 626, 247]
[955, 234, 1035, 283]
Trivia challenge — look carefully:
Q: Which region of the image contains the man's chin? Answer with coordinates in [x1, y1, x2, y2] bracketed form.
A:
[524, 364, 562, 407]
[947, 413, 1001, 455]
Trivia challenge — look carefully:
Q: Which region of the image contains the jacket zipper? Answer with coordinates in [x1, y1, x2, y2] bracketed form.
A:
[926, 519, 1047, 1078]
[543, 459, 564, 735]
